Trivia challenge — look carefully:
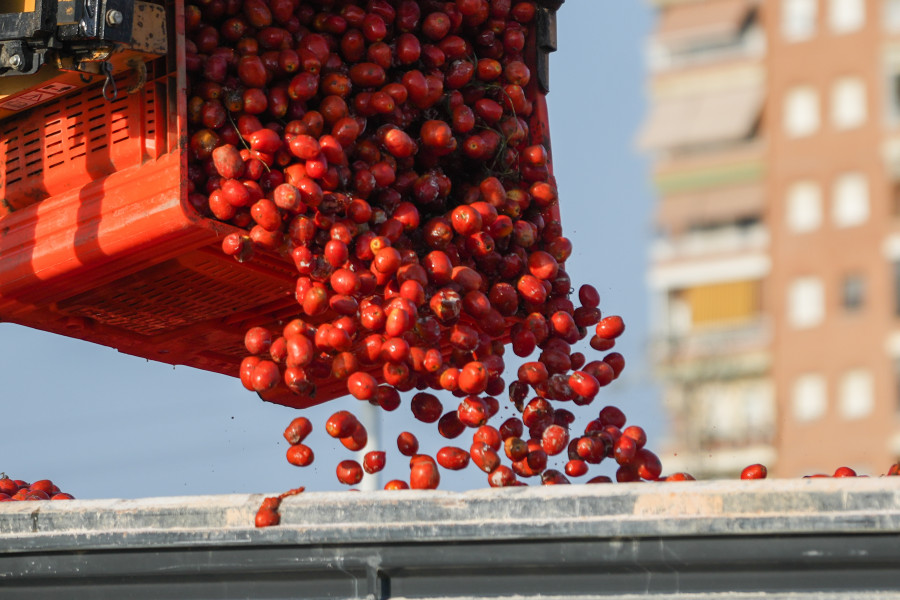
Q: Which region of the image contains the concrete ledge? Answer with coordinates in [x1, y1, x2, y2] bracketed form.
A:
[1, 478, 899, 551]
[3, 479, 900, 599]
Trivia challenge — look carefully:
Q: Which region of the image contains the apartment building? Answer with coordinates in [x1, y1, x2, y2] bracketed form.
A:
[642, 0, 900, 477]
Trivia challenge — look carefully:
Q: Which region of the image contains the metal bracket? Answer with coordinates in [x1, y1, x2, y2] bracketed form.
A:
[0, 0, 134, 79]
[76, 0, 133, 42]
[365, 565, 389, 600]
[536, 0, 564, 94]
[0, 0, 58, 39]
[0, 40, 43, 75]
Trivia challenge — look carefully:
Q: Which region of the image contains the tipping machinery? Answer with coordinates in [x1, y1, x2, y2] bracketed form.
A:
[0, 0, 561, 409]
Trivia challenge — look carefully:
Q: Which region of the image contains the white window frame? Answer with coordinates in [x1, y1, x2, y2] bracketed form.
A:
[832, 172, 870, 227]
[788, 276, 825, 329]
[792, 373, 827, 422]
[784, 86, 821, 138]
[839, 369, 874, 419]
[886, 0, 900, 32]
[786, 181, 823, 233]
[783, 0, 819, 41]
[830, 77, 867, 130]
[828, 0, 865, 33]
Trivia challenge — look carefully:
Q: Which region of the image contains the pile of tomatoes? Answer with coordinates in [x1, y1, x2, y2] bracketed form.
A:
[185, 0, 608, 408]
[185, 0, 662, 497]
[0, 475, 74, 501]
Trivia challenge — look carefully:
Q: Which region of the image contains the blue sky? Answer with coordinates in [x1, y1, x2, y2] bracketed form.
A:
[0, 2, 659, 498]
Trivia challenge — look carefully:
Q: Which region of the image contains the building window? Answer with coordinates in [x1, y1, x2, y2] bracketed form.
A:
[841, 273, 865, 311]
[792, 373, 827, 422]
[783, 0, 818, 41]
[788, 276, 825, 329]
[839, 369, 874, 419]
[829, 0, 865, 33]
[832, 172, 869, 227]
[786, 181, 823, 232]
[784, 86, 820, 138]
[887, 0, 900, 32]
[830, 77, 867, 129]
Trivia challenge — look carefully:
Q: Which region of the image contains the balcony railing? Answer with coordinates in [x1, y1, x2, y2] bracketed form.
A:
[652, 317, 771, 368]
[647, 27, 766, 72]
[652, 223, 768, 261]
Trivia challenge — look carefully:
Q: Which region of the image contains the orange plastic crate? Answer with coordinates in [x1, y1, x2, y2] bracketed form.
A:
[0, 0, 559, 410]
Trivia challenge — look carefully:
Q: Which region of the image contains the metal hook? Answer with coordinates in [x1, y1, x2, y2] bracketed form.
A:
[126, 58, 147, 94]
[101, 61, 117, 101]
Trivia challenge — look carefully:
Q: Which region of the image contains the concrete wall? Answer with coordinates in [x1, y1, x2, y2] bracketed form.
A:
[2, 480, 900, 598]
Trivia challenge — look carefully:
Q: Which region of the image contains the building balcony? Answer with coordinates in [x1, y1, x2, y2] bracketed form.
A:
[652, 317, 772, 377]
[646, 0, 765, 73]
[653, 139, 766, 190]
[647, 25, 766, 73]
[652, 222, 768, 261]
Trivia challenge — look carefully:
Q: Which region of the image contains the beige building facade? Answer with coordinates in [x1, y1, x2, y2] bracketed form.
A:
[643, 0, 900, 477]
